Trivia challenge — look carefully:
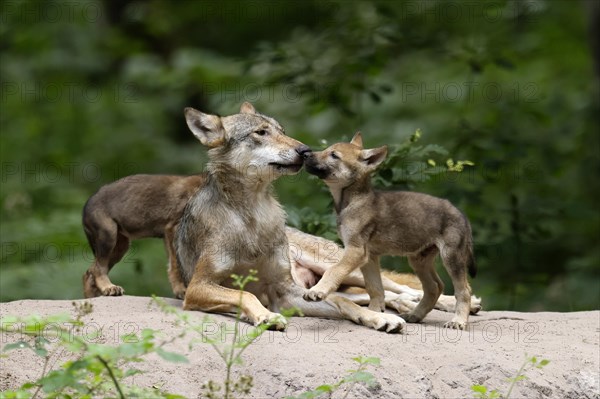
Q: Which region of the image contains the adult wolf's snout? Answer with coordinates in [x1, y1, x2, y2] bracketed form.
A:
[296, 144, 312, 159]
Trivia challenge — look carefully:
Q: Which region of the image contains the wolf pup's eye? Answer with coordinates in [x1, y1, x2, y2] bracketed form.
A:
[255, 129, 267, 136]
[330, 152, 339, 159]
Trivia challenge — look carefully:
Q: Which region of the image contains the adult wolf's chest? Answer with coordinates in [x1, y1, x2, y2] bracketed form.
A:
[221, 200, 287, 262]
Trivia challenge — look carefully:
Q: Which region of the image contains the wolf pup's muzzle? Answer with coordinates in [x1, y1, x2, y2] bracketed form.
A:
[303, 152, 330, 179]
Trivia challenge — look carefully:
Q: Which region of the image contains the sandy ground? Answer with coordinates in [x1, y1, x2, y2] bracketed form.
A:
[1, 295, 598, 398]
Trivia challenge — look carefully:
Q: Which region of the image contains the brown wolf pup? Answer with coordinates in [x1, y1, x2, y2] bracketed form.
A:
[82, 174, 204, 299]
[302, 132, 477, 329]
[173, 103, 405, 332]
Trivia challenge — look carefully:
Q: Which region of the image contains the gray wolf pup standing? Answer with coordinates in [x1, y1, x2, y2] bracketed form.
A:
[303, 132, 477, 329]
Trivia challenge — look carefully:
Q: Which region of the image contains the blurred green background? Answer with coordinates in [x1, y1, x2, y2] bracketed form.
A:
[1, 0, 598, 311]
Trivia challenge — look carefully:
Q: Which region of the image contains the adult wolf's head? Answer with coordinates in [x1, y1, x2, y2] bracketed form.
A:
[184, 103, 311, 182]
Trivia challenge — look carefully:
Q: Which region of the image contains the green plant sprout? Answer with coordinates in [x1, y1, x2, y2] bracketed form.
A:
[471, 354, 550, 398]
[287, 356, 381, 399]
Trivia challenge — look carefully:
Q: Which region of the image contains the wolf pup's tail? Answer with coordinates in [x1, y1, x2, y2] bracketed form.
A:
[467, 227, 477, 278]
[463, 214, 477, 278]
[467, 243, 477, 278]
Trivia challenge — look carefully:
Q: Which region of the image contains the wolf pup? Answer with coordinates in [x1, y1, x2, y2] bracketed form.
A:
[286, 227, 481, 316]
[82, 173, 204, 299]
[175, 104, 405, 333]
[302, 132, 477, 329]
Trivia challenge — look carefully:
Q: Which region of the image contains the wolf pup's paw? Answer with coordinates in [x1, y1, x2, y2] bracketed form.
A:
[101, 284, 124, 296]
[82, 271, 102, 298]
[443, 319, 466, 330]
[303, 288, 327, 302]
[256, 312, 287, 331]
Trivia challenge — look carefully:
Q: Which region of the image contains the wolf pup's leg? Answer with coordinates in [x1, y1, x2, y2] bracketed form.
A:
[401, 247, 442, 323]
[359, 256, 385, 312]
[438, 244, 473, 330]
[83, 217, 128, 297]
[304, 245, 367, 301]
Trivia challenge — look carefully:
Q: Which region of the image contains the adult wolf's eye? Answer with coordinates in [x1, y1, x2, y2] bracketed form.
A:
[330, 152, 339, 159]
[255, 129, 267, 136]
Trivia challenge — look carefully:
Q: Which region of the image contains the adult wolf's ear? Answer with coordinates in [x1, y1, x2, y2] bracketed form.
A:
[350, 131, 363, 148]
[184, 107, 225, 148]
[240, 102, 257, 114]
[361, 146, 388, 168]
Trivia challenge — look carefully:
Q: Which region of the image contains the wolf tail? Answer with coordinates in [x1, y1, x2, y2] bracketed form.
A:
[467, 240, 477, 278]
[459, 211, 477, 278]
[464, 218, 477, 278]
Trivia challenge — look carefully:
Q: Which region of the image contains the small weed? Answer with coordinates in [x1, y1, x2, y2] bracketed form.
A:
[471, 354, 550, 398]
[287, 356, 381, 399]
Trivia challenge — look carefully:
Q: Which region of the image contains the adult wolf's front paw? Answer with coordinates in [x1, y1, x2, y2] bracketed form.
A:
[443, 319, 466, 330]
[303, 289, 327, 302]
[367, 313, 405, 334]
[173, 286, 186, 300]
[101, 284, 124, 296]
[255, 312, 288, 331]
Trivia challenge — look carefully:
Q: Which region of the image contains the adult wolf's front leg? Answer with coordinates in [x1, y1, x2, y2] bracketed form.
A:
[184, 258, 287, 331]
[283, 284, 404, 333]
[164, 223, 187, 299]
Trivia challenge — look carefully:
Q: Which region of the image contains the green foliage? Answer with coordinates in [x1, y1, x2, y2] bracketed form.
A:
[287, 356, 381, 399]
[0, 302, 186, 398]
[373, 129, 474, 188]
[471, 355, 550, 398]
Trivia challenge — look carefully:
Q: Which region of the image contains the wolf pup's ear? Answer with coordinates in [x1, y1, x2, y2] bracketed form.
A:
[240, 102, 257, 114]
[184, 107, 225, 148]
[350, 131, 363, 148]
[361, 146, 388, 168]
